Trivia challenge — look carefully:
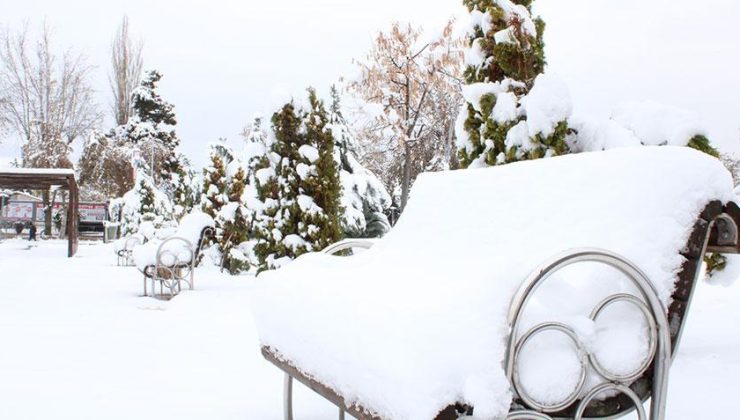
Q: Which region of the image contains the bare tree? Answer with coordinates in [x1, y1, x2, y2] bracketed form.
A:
[0, 23, 101, 168]
[109, 16, 143, 125]
[0, 23, 101, 235]
[348, 20, 463, 210]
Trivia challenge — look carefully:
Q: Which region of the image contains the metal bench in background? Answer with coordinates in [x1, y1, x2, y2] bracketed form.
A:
[141, 225, 214, 299]
[116, 235, 142, 267]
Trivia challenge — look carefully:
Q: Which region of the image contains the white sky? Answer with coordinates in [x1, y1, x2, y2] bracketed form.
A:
[1, 0, 738, 167]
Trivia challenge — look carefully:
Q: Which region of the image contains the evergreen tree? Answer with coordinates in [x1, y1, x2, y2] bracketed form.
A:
[457, 0, 569, 168]
[217, 163, 252, 274]
[243, 116, 282, 272]
[117, 69, 181, 186]
[171, 154, 201, 221]
[270, 101, 305, 263]
[201, 140, 233, 220]
[328, 86, 391, 238]
[119, 158, 173, 236]
[297, 88, 343, 251]
[251, 89, 344, 271]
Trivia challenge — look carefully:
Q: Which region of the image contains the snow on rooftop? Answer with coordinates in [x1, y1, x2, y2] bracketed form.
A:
[0, 168, 75, 176]
[251, 147, 735, 420]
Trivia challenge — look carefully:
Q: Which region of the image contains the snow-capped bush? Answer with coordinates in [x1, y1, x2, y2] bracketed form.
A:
[457, 1, 570, 168]
[117, 165, 173, 236]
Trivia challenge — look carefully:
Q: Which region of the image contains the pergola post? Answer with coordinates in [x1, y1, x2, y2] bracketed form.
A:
[67, 175, 79, 258]
[0, 169, 79, 258]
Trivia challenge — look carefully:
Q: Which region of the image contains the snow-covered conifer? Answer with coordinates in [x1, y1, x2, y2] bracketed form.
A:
[201, 140, 233, 221]
[171, 154, 201, 221]
[119, 158, 173, 236]
[252, 91, 344, 270]
[457, 0, 570, 168]
[217, 162, 252, 274]
[242, 116, 280, 272]
[296, 88, 343, 251]
[268, 101, 304, 264]
[328, 87, 391, 238]
[117, 70, 181, 186]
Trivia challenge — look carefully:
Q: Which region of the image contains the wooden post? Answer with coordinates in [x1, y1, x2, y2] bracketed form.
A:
[67, 176, 79, 258]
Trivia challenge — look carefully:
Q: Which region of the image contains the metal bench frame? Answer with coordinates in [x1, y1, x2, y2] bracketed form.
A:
[264, 202, 740, 420]
[142, 226, 214, 299]
[116, 235, 142, 267]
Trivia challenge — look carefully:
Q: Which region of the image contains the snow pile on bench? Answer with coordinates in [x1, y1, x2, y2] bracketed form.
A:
[251, 147, 734, 420]
[133, 211, 214, 271]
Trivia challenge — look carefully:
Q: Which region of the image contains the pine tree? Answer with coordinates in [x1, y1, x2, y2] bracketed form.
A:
[119, 159, 173, 236]
[118, 69, 181, 186]
[243, 116, 282, 272]
[201, 140, 233, 220]
[297, 88, 343, 251]
[270, 101, 305, 263]
[458, 0, 569, 168]
[328, 86, 391, 238]
[252, 90, 344, 271]
[171, 154, 200, 221]
[217, 163, 252, 274]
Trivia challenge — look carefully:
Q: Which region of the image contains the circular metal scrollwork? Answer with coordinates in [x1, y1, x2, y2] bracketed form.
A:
[512, 322, 588, 413]
[574, 382, 647, 420]
[589, 294, 658, 383]
[506, 410, 554, 420]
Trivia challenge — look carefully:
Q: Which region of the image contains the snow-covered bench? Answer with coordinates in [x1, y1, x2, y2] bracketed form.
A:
[133, 212, 215, 298]
[113, 221, 161, 266]
[114, 235, 143, 266]
[252, 147, 740, 420]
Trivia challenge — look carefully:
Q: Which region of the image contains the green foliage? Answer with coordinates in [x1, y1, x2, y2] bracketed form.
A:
[132, 70, 177, 127]
[172, 155, 199, 221]
[219, 166, 252, 274]
[252, 89, 344, 272]
[300, 88, 343, 251]
[125, 69, 181, 186]
[458, 0, 568, 168]
[687, 134, 720, 158]
[120, 171, 172, 236]
[462, 0, 546, 87]
[201, 142, 232, 220]
[705, 252, 727, 277]
[329, 87, 391, 238]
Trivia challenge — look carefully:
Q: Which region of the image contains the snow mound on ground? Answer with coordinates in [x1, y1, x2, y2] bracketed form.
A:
[251, 147, 734, 420]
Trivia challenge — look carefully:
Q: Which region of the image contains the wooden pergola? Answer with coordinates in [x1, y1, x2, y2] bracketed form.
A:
[0, 169, 79, 257]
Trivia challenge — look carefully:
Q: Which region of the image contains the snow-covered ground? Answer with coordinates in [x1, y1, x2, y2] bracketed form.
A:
[0, 239, 738, 419]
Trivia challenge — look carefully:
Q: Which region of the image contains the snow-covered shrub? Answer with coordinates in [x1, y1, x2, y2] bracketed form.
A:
[250, 90, 343, 272]
[216, 163, 252, 274]
[201, 140, 234, 221]
[243, 116, 282, 272]
[457, 0, 570, 168]
[171, 155, 201, 221]
[329, 89, 391, 238]
[118, 166, 173, 236]
[568, 101, 719, 157]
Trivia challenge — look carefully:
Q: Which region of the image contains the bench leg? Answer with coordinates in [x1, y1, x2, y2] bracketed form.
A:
[284, 373, 346, 420]
[284, 373, 293, 420]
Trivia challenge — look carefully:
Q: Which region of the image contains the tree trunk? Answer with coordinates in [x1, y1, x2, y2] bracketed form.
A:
[400, 143, 412, 211]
